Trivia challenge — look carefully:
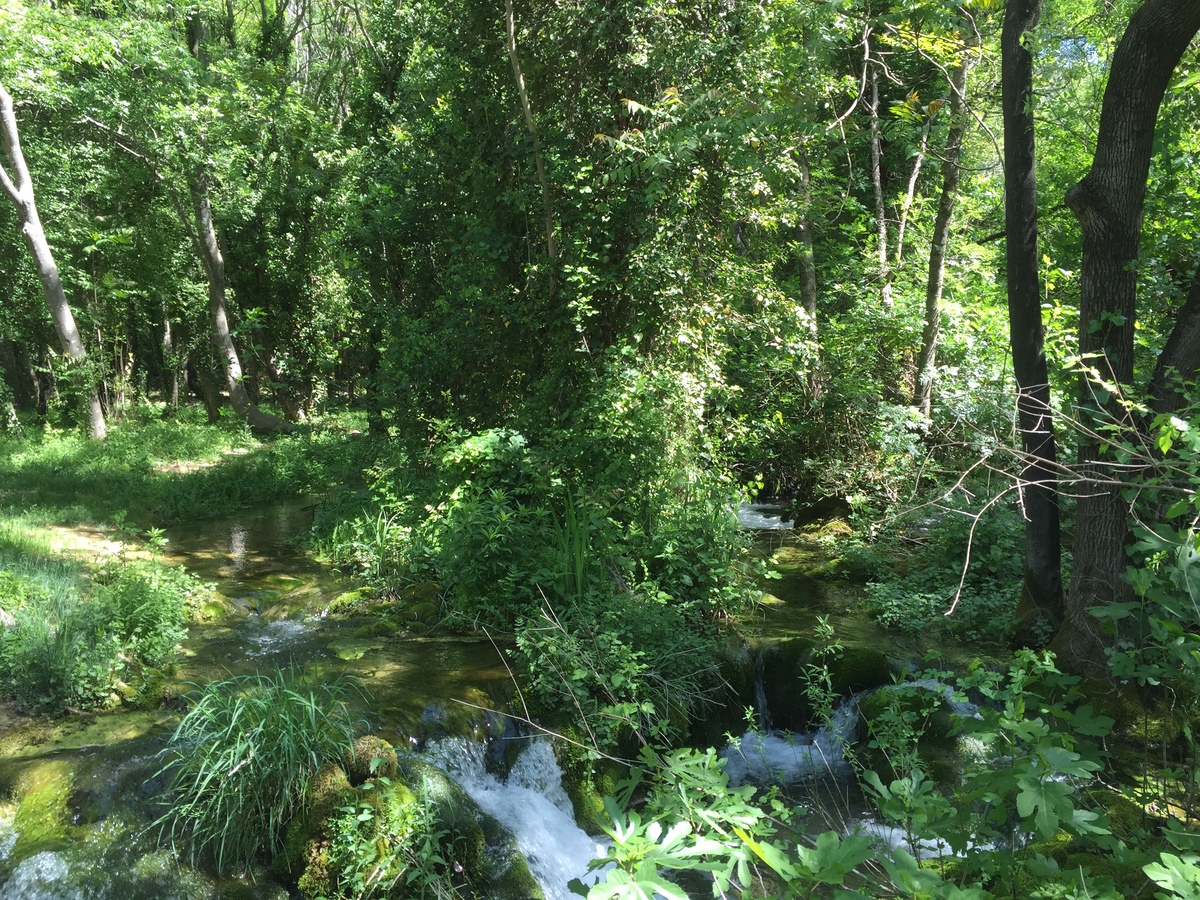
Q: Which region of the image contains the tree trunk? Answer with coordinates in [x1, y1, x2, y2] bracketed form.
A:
[797, 146, 819, 322]
[869, 67, 893, 311]
[1002, 0, 1064, 646]
[0, 81, 107, 439]
[914, 52, 970, 418]
[505, 0, 555, 265]
[1148, 265, 1200, 416]
[1060, 0, 1200, 674]
[189, 359, 223, 423]
[193, 166, 294, 434]
[896, 116, 931, 266]
[162, 317, 181, 411]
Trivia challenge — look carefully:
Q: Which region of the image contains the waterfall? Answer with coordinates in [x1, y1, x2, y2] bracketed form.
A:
[722, 694, 861, 786]
[423, 736, 608, 900]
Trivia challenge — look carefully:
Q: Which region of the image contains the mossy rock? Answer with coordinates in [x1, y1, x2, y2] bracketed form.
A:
[400, 582, 440, 605]
[758, 638, 816, 731]
[328, 636, 385, 661]
[405, 600, 441, 624]
[345, 734, 399, 785]
[553, 733, 625, 834]
[327, 588, 372, 616]
[353, 618, 400, 639]
[395, 756, 543, 899]
[1062, 852, 1154, 898]
[277, 763, 353, 891]
[396, 756, 488, 872]
[7, 758, 78, 861]
[827, 648, 895, 696]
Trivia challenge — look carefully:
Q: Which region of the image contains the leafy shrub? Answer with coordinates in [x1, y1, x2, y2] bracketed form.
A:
[324, 780, 451, 899]
[514, 593, 721, 750]
[0, 548, 202, 712]
[93, 558, 199, 666]
[863, 499, 1024, 642]
[158, 670, 361, 874]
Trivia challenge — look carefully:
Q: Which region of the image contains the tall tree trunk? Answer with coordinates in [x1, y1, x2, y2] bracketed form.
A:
[505, 0, 556, 266]
[1060, 0, 1200, 674]
[869, 67, 893, 311]
[162, 317, 181, 411]
[797, 144, 822, 398]
[193, 167, 294, 434]
[1003, 0, 1064, 646]
[915, 52, 971, 418]
[0, 81, 107, 439]
[190, 359, 222, 424]
[895, 115, 932, 266]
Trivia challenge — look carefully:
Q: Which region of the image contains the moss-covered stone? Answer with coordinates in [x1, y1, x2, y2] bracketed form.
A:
[8, 758, 77, 861]
[827, 647, 895, 696]
[276, 763, 353, 893]
[397, 756, 488, 872]
[353, 618, 400, 639]
[345, 734, 399, 785]
[553, 734, 625, 834]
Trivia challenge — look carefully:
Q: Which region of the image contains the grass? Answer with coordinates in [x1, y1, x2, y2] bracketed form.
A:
[157, 669, 362, 874]
[0, 407, 375, 527]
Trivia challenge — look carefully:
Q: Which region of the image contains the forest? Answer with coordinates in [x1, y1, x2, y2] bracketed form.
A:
[1, 0, 1200, 896]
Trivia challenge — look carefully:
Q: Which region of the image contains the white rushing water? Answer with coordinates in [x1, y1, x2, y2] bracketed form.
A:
[736, 503, 795, 530]
[722, 697, 860, 785]
[423, 736, 607, 900]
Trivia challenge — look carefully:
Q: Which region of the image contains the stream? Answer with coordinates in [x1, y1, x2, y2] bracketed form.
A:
[0, 499, 930, 899]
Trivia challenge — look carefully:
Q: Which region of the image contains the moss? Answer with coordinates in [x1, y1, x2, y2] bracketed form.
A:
[400, 582, 439, 605]
[1062, 852, 1155, 898]
[353, 618, 400, 639]
[397, 757, 487, 872]
[328, 636, 385, 661]
[554, 734, 624, 834]
[276, 763, 352, 890]
[8, 758, 77, 860]
[406, 600, 440, 624]
[827, 648, 895, 696]
[345, 734, 399, 785]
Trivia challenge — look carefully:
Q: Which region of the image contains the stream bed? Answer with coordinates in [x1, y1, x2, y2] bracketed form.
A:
[0, 500, 946, 899]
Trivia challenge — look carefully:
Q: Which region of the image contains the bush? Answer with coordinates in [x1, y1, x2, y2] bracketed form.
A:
[157, 670, 361, 874]
[0, 549, 202, 712]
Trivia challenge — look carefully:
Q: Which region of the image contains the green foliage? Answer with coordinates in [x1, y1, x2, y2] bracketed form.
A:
[158, 670, 361, 875]
[322, 779, 453, 900]
[862, 497, 1025, 642]
[0, 510, 203, 712]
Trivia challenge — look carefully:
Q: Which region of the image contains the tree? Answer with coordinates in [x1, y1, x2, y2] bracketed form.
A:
[0, 80, 107, 439]
[1002, 0, 1063, 644]
[1059, 0, 1200, 673]
[914, 32, 975, 417]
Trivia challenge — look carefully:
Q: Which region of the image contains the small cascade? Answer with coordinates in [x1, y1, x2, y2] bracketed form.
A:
[751, 648, 773, 732]
[722, 694, 861, 786]
[423, 736, 607, 900]
[736, 502, 795, 530]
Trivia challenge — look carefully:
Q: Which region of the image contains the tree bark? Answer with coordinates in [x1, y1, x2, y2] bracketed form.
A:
[0, 81, 107, 439]
[1148, 264, 1200, 416]
[869, 67, 893, 311]
[505, 0, 556, 265]
[915, 52, 971, 418]
[1060, 0, 1200, 674]
[192, 166, 293, 434]
[1002, 0, 1064, 646]
[895, 114, 931, 266]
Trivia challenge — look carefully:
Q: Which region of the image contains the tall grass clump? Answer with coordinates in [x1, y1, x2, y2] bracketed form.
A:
[158, 670, 361, 874]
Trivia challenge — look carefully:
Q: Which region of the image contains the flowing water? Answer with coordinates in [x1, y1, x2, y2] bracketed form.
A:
[0, 499, 601, 899]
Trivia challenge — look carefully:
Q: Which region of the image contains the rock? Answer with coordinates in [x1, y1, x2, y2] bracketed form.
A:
[344, 734, 399, 785]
